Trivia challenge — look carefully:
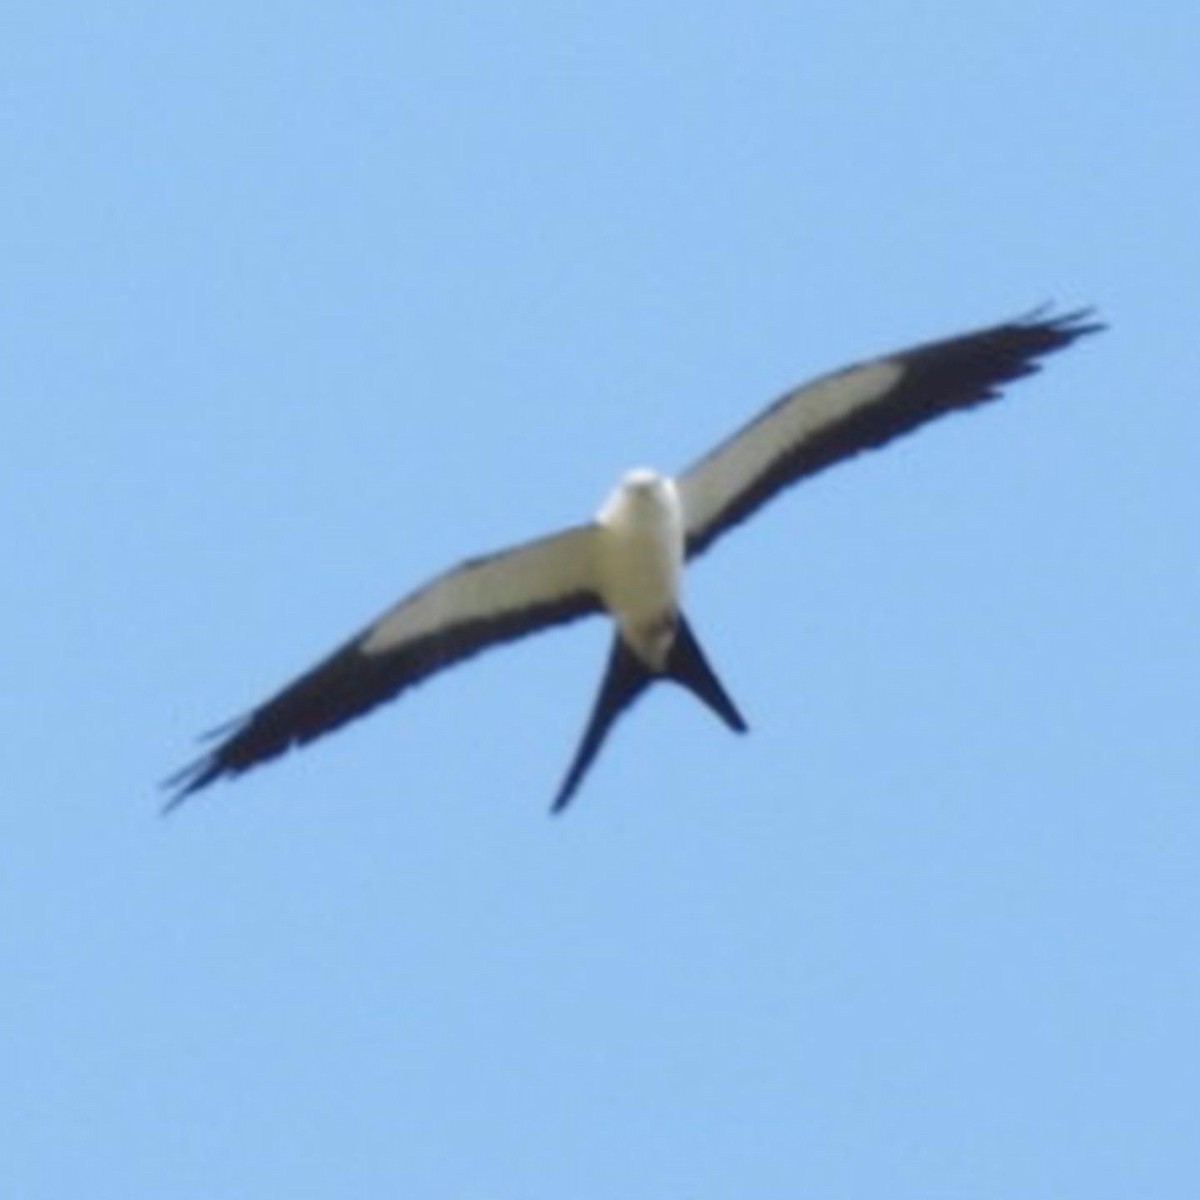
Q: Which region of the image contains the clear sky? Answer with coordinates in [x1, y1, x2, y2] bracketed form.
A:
[3, 4, 1197, 1197]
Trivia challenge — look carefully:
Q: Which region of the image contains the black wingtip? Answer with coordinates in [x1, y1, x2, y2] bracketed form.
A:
[1017, 305, 1106, 342]
[159, 710, 251, 814]
[159, 757, 222, 815]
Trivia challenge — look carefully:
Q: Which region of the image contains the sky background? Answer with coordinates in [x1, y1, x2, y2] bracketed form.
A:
[3, 4, 1197, 1197]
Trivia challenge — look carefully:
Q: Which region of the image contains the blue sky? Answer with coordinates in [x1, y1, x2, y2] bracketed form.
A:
[3, 4, 1197, 1196]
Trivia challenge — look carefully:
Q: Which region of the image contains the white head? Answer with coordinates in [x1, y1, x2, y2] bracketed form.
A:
[597, 467, 680, 528]
[620, 466, 666, 493]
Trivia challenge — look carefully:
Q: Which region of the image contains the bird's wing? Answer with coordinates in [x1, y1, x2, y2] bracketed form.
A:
[165, 523, 604, 808]
[678, 309, 1103, 559]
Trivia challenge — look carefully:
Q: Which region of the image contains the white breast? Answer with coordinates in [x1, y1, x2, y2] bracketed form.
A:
[595, 468, 685, 668]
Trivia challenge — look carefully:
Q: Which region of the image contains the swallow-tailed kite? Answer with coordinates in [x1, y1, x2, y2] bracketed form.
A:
[166, 309, 1101, 814]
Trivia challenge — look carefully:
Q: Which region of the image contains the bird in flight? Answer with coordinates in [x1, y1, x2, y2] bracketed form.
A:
[166, 309, 1101, 814]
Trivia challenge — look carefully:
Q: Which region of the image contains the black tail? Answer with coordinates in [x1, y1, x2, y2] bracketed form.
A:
[550, 635, 653, 814]
[663, 614, 748, 735]
[550, 614, 747, 815]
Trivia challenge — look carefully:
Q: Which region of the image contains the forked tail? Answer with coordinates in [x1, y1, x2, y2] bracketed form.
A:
[550, 614, 747, 814]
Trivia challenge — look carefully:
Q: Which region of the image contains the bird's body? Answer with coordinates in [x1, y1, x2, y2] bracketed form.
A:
[596, 469, 685, 670]
[167, 309, 1102, 813]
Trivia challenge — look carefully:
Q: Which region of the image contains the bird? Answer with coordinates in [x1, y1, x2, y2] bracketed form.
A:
[166, 308, 1102, 814]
